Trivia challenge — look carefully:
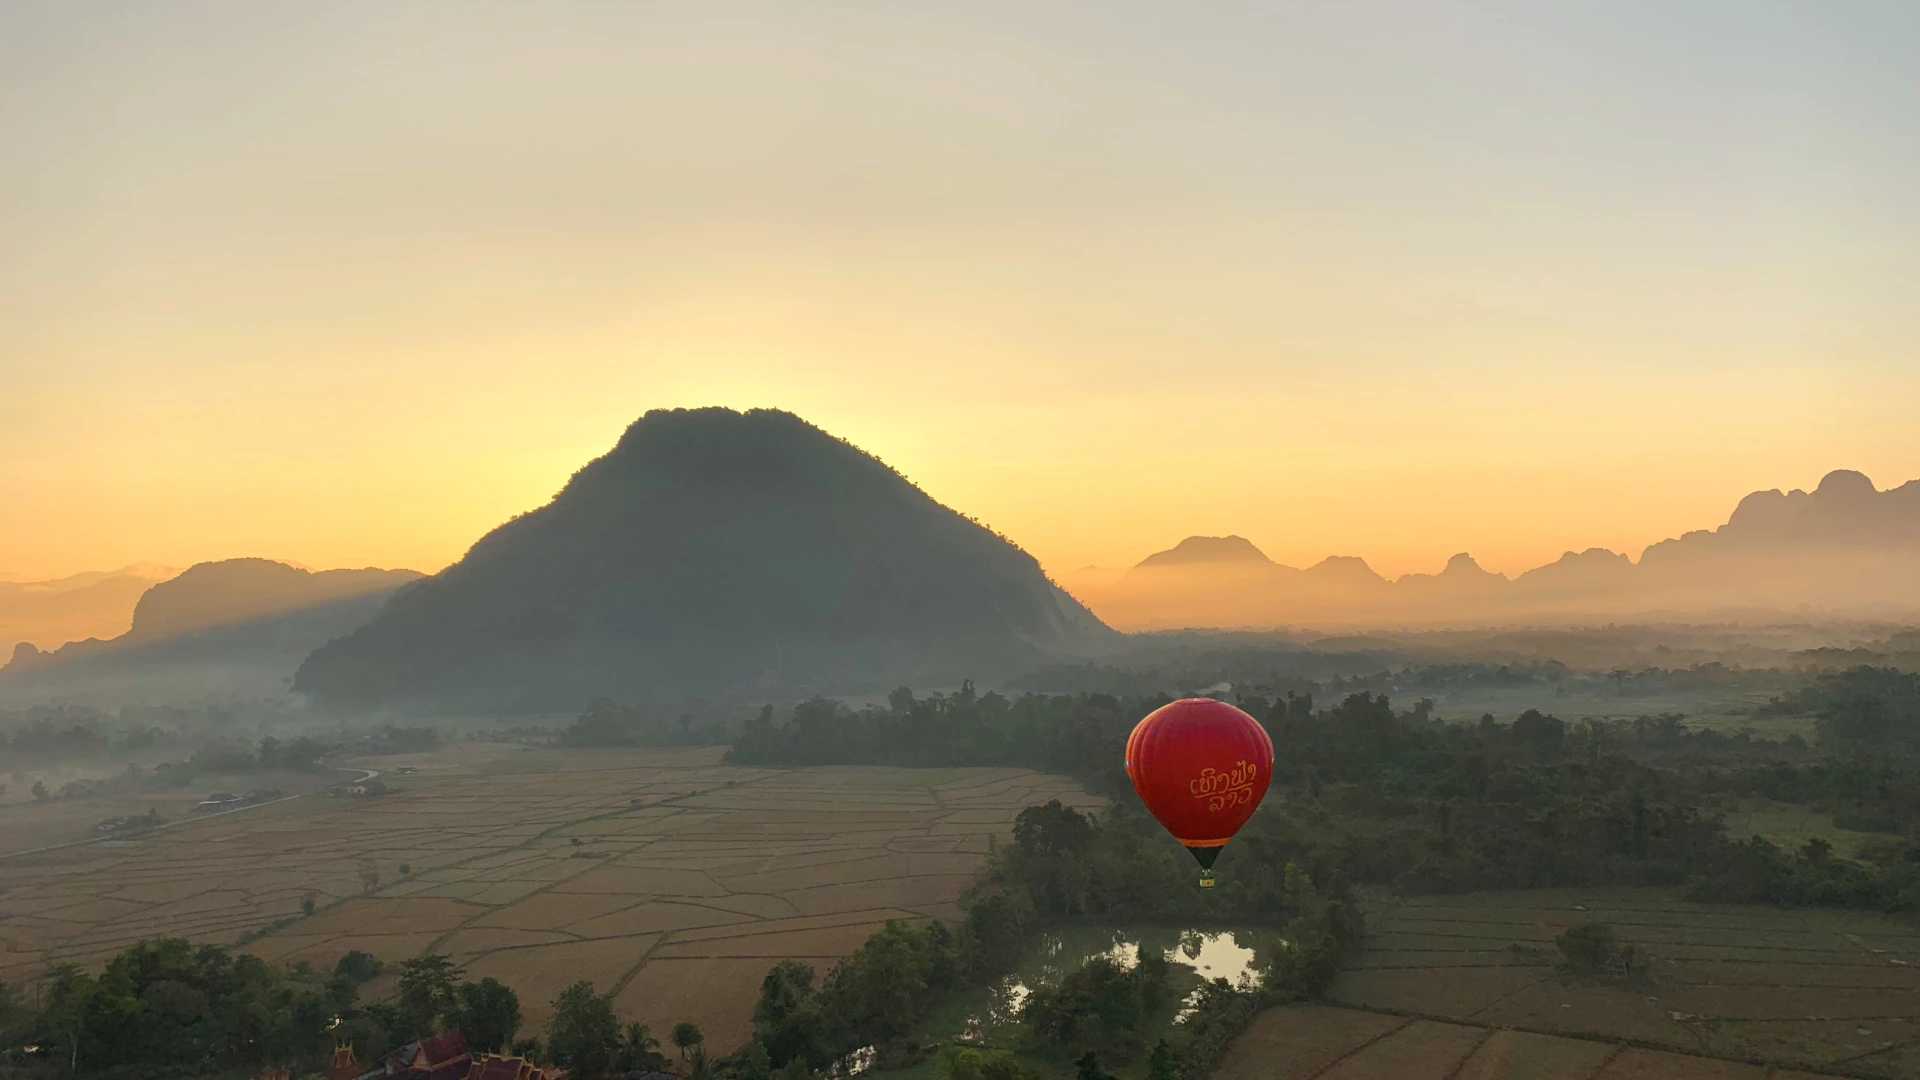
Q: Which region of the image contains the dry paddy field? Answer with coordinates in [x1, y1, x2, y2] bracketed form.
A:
[1312, 888, 1920, 1078]
[1214, 1004, 1838, 1080]
[0, 744, 1095, 1050]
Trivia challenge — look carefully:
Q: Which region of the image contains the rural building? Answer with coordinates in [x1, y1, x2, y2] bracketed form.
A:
[195, 792, 242, 811]
[349, 1037, 567, 1080]
[379, 1032, 472, 1080]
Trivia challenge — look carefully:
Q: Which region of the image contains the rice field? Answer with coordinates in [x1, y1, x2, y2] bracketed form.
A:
[0, 743, 1096, 1051]
[1214, 1004, 1840, 1080]
[1317, 888, 1920, 1078]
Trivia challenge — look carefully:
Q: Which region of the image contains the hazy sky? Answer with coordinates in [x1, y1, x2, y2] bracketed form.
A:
[3, 1, 1917, 582]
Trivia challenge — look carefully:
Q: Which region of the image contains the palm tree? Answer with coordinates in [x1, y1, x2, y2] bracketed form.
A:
[618, 1023, 664, 1073]
[671, 1022, 704, 1063]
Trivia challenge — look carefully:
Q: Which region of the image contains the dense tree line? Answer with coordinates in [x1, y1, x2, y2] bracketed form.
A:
[728, 670, 1920, 911]
[1754, 667, 1920, 752]
[0, 942, 704, 1080]
[1012, 652, 1802, 706]
[556, 698, 732, 748]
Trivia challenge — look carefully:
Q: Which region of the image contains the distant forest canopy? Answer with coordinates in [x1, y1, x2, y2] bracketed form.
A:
[547, 654, 1809, 750]
[726, 667, 1920, 911]
[1063, 469, 1920, 630]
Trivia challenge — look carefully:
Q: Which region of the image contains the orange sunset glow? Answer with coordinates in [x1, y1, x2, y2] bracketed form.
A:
[4, 3, 1916, 590]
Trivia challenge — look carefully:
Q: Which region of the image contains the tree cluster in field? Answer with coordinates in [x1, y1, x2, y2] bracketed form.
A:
[555, 698, 733, 748]
[1554, 922, 1640, 985]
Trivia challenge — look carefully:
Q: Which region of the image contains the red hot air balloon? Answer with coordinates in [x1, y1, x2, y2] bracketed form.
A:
[1126, 698, 1274, 888]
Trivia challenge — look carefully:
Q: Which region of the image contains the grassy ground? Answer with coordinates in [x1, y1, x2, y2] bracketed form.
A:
[1714, 798, 1899, 861]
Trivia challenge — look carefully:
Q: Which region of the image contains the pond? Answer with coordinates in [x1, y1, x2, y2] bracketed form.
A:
[961, 926, 1271, 1042]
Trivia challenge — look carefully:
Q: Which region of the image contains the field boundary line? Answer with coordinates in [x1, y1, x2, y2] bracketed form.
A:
[1821, 1032, 1920, 1072]
[1439, 1025, 1497, 1080]
[1580, 1043, 1625, 1080]
[1300, 1012, 1413, 1078]
[606, 932, 667, 1000]
[1317, 1000, 1879, 1079]
[410, 773, 790, 960]
[1461, 971, 1548, 1023]
[0, 791, 307, 862]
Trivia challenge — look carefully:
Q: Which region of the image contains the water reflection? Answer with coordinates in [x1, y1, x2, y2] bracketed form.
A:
[831, 1044, 878, 1076]
[961, 928, 1268, 1041]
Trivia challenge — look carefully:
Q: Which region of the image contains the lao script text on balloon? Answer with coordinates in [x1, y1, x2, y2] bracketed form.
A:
[1190, 761, 1259, 811]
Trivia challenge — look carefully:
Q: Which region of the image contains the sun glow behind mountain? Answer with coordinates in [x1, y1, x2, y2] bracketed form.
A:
[2, 3, 1917, 584]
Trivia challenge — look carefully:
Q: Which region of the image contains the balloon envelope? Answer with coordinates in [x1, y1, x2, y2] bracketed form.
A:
[1126, 698, 1274, 882]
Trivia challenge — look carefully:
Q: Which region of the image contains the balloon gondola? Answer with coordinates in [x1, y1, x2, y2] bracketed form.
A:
[1125, 698, 1274, 888]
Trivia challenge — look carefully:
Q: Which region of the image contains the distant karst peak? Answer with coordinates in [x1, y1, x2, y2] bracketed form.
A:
[1136, 535, 1273, 568]
[1815, 469, 1877, 500]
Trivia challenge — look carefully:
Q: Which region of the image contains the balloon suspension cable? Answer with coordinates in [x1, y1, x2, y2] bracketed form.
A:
[1198, 869, 1216, 889]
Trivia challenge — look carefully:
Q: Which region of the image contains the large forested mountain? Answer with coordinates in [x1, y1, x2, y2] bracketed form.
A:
[294, 408, 1116, 713]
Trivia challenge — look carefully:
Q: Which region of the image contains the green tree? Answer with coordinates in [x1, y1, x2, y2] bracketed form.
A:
[335, 951, 384, 983]
[672, 1021, 705, 1062]
[1556, 922, 1634, 981]
[738, 1039, 773, 1080]
[546, 981, 622, 1078]
[1146, 1039, 1176, 1080]
[752, 961, 826, 1069]
[819, 920, 934, 1047]
[397, 954, 465, 1038]
[939, 1047, 1037, 1080]
[616, 1022, 666, 1072]
[454, 977, 522, 1054]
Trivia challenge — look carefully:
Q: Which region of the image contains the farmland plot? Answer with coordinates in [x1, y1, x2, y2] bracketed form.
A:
[1329, 888, 1920, 1077]
[0, 744, 1095, 1051]
[1214, 1005, 1811, 1079]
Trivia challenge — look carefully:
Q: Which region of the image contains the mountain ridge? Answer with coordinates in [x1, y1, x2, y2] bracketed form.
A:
[0, 559, 420, 707]
[1062, 470, 1920, 630]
